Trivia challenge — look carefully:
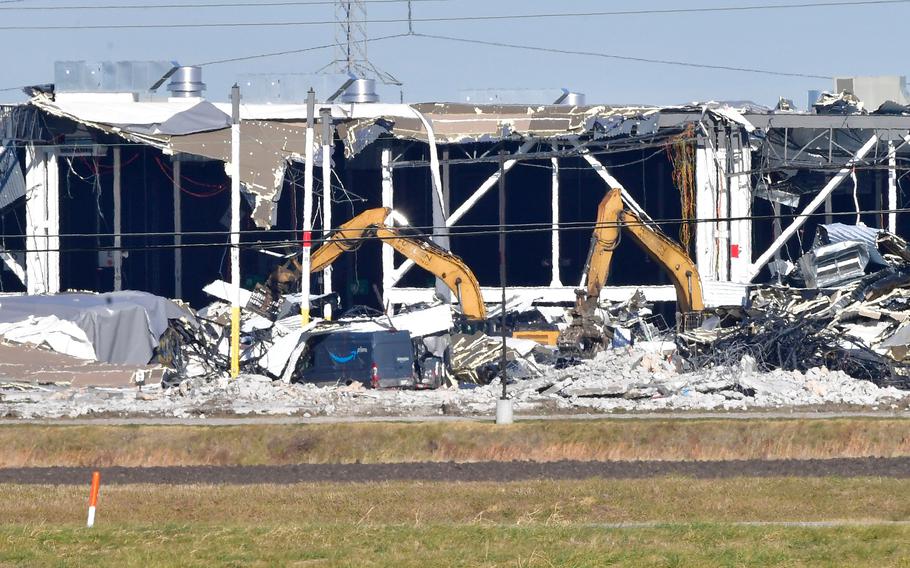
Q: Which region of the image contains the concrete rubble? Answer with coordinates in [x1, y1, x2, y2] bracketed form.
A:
[2, 345, 908, 419]
[680, 224, 910, 389]
[4, 221, 910, 418]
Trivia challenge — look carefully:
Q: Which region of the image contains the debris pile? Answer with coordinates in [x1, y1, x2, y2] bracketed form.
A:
[502, 347, 909, 412]
[4, 219, 910, 418]
[681, 224, 910, 388]
[4, 345, 908, 419]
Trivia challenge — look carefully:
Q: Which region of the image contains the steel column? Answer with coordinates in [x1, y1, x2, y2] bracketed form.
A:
[381, 147, 394, 313]
[550, 156, 561, 287]
[390, 138, 535, 285]
[172, 157, 182, 299]
[746, 134, 879, 281]
[113, 147, 122, 291]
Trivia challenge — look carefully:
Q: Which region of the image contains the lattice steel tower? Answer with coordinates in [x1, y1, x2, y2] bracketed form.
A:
[325, 0, 401, 85]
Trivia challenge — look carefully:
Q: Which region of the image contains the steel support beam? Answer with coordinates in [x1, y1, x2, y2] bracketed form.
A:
[381, 147, 395, 313]
[25, 145, 59, 295]
[576, 146, 652, 223]
[113, 147, 123, 291]
[0, 246, 25, 284]
[746, 134, 879, 282]
[889, 139, 898, 233]
[390, 138, 535, 285]
[575, 144, 654, 287]
[550, 156, 561, 287]
[300, 89, 316, 325]
[432, 146, 452, 301]
[320, 109, 333, 319]
[172, 157, 182, 299]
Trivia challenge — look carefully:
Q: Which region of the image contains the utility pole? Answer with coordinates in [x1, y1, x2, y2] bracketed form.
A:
[300, 88, 316, 326]
[229, 84, 241, 378]
[320, 107, 334, 319]
[496, 150, 513, 425]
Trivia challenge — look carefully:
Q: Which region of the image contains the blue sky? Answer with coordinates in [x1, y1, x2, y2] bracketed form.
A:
[2, 0, 908, 107]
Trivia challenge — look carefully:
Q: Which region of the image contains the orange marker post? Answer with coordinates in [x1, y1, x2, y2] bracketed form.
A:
[86, 471, 100, 527]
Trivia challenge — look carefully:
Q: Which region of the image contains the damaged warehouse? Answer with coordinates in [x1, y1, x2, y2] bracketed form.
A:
[3, 62, 910, 417]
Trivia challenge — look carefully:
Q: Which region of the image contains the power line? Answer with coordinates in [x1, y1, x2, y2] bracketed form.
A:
[193, 32, 407, 66]
[413, 33, 831, 80]
[0, 0, 907, 30]
[10, 206, 910, 247]
[0, 33, 407, 91]
[0, 0, 442, 9]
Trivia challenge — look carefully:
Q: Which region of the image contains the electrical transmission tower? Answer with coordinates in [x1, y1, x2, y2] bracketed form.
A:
[321, 0, 401, 86]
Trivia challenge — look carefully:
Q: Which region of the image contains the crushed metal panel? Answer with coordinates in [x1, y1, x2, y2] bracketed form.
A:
[30, 96, 309, 227]
[0, 144, 25, 211]
[166, 121, 313, 227]
[125, 101, 231, 136]
[799, 241, 870, 288]
[336, 103, 661, 156]
[817, 223, 887, 266]
[0, 246, 25, 284]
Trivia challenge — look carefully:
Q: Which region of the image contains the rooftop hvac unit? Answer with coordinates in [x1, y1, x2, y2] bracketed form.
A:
[54, 61, 175, 96]
[833, 76, 910, 109]
[341, 78, 379, 103]
[167, 66, 206, 99]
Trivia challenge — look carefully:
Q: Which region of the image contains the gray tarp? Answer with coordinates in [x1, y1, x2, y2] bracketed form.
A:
[0, 291, 194, 364]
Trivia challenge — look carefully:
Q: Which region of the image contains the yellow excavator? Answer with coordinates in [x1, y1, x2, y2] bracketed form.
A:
[556, 187, 704, 355]
[268, 207, 487, 321]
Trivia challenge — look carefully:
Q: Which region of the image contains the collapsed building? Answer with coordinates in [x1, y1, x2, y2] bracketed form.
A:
[3, 63, 910, 398]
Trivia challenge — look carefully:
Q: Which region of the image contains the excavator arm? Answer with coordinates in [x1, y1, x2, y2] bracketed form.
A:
[560, 188, 703, 355]
[309, 207, 392, 273]
[372, 227, 487, 321]
[583, 188, 704, 312]
[620, 208, 704, 313]
[300, 207, 487, 321]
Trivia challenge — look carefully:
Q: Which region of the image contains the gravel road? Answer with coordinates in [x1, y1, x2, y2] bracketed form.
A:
[3, 457, 909, 485]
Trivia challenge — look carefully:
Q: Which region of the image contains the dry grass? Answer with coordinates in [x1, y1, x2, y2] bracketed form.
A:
[1, 418, 910, 467]
[4, 478, 910, 525]
[0, 478, 910, 568]
[3, 523, 909, 567]
[2, 479, 910, 566]
[2, 523, 909, 567]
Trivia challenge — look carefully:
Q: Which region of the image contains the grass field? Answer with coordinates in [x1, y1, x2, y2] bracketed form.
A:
[2, 479, 910, 566]
[1, 417, 909, 466]
[3, 523, 908, 567]
[3, 419, 910, 566]
[6, 478, 910, 525]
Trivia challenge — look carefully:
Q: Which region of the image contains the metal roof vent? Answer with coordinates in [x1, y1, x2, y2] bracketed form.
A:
[341, 78, 379, 103]
[554, 89, 586, 106]
[167, 66, 206, 98]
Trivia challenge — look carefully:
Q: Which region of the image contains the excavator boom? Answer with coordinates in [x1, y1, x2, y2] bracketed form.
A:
[304, 208, 487, 321]
[309, 207, 392, 273]
[560, 187, 703, 355]
[372, 227, 486, 321]
[585, 188, 703, 312]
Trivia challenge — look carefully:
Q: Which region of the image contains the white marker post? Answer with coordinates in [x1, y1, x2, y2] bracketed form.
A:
[86, 471, 100, 527]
